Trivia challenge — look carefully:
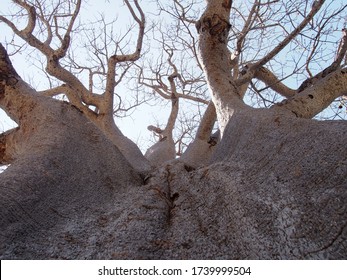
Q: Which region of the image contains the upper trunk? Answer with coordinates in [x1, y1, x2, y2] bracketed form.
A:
[196, 0, 248, 133]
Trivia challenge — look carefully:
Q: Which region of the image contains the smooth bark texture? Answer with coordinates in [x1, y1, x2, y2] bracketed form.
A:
[196, 0, 247, 133]
[180, 102, 218, 168]
[145, 74, 179, 166]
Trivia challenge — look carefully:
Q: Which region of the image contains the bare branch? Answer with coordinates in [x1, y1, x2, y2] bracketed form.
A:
[236, 1, 260, 55]
[298, 28, 347, 93]
[111, 0, 145, 63]
[104, 0, 146, 115]
[335, 28, 347, 65]
[38, 84, 68, 97]
[278, 68, 347, 118]
[0, 12, 52, 56]
[254, 0, 325, 68]
[13, 0, 36, 35]
[164, 74, 179, 136]
[254, 66, 296, 98]
[195, 101, 217, 141]
[54, 0, 81, 59]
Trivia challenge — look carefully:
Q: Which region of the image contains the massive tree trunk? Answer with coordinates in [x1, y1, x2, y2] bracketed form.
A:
[1, 44, 346, 260]
[1, 1, 347, 259]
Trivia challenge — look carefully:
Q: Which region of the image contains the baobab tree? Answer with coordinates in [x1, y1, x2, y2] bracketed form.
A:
[0, 0, 346, 259]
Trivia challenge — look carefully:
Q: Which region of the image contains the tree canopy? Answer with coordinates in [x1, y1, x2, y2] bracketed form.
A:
[1, 0, 346, 159]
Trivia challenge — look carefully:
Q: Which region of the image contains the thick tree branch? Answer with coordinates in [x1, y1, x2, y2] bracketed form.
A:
[38, 85, 69, 97]
[0, 44, 51, 124]
[147, 125, 163, 135]
[254, 66, 296, 98]
[164, 74, 179, 137]
[278, 68, 347, 118]
[147, 72, 180, 141]
[45, 61, 95, 107]
[144, 69, 179, 166]
[179, 101, 218, 167]
[39, 84, 100, 119]
[195, 101, 217, 141]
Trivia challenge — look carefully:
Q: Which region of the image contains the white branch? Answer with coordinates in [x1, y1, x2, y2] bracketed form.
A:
[278, 68, 347, 118]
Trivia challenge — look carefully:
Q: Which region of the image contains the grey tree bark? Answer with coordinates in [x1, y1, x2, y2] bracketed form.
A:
[0, 0, 347, 259]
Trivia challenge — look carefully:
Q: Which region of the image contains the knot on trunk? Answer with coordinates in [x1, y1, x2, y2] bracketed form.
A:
[195, 14, 231, 43]
[0, 44, 20, 91]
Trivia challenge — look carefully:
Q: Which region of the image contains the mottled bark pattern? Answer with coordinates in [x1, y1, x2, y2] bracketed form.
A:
[222, 0, 232, 9]
[0, 45, 19, 95]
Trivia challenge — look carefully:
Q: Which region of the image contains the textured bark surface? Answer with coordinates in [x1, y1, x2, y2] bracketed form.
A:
[1, 104, 346, 259]
[0, 97, 143, 258]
